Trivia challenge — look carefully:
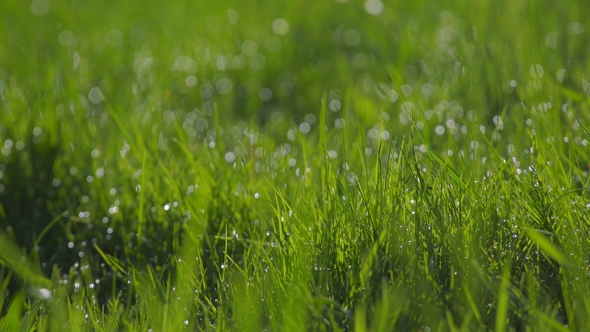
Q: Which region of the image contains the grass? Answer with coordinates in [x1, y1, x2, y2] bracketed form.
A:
[1, 0, 590, 330]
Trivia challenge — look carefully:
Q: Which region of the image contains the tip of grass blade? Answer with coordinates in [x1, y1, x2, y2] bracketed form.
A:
[0, 233, 51, 289]
[525, 229, 568, 264]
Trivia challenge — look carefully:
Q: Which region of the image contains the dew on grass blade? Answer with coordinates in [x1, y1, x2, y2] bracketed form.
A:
[4, 139, 13, 149]
[342, 29, 361, 47]
[421, 83, 434, 98]
[304, 114, 316, 125]
[399, 111, 410, 125]
[172, 55, 197, 74]
[11, 88, 23, 99]
[401, 85, 413, 97]
[231, 55, 247, 70]
[272, 19, 289, 35]
[227, 9, 239, 25]
[329, 100, 341, 112]
[259, 87, 272, 101]
[279, 81, 293, 96]
[88, 87, 103, 104]
[367, 128, 378, 140]
[225, 152, 235, 163]
[216, 55, 228, 71]
[185, 76, 198, 87]
[59, 30, 75, 46]
[568, 22, 584, 34]
[31, 0, 49, 16]
[255, 147, 265, 158]
[216, 78, 233, 94]
[105, 29, 123, 48]
[265, 36, 282, 53]
[364, 0, 384, 15]
[299, 122, 310, 134]
[32, 288, 52, 300]
[241, 40, 258, 56]
[248, 53, 266, 71]
[557, 69, 565, 82]
[529, 64, 544, 78]
[200, 82, 215, 99]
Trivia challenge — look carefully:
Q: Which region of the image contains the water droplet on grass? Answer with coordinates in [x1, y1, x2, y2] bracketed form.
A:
[364, 0, 384, 15]
[185, 75, 198, 87]
[299, 122, 310, 134]
[248, 53, 266, 71]
[530, 64, 544, 78]
[265, 36, 282, 53]
[568, 22, 584, 34]
[271, 19, 289, 35]
[59, 30, 75, 47]
[31, 0, 49, 16]
[88, 87, 103, 104]
[225, 152, 236, 162]
[105, 29, 123, 48]
[342, 29, 361, 47]
[259, 87, 272, 101]
[36, 288, 52, 299]
[216, 78, 233, 95]
[329, 100, 341, 112]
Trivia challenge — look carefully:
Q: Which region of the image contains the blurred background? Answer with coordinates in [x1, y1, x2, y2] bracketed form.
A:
[2, 0, 587, 125]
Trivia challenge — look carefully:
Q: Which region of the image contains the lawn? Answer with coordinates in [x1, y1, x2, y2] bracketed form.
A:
[1, 0, 590, 330]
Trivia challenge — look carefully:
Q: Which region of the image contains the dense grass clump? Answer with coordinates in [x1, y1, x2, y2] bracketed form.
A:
[1, 0, 590, 330]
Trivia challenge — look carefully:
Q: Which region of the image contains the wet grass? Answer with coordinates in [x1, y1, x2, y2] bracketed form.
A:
[1, 0, 590, 330]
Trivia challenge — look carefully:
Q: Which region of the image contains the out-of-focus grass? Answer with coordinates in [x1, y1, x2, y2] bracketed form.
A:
[1, 0, 590, 330]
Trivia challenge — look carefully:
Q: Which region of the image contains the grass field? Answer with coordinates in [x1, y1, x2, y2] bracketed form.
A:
[1, 0, 590, 330]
